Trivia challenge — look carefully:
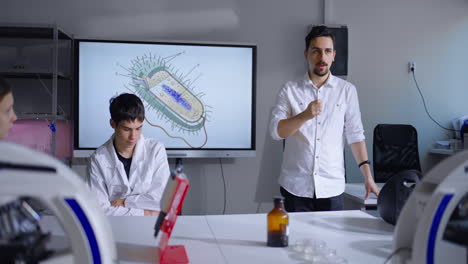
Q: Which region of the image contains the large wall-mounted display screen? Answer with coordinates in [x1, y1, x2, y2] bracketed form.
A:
[75, 40, 256, 157]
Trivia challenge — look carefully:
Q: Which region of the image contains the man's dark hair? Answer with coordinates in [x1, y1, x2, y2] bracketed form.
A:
[305, 25, 335, 50]
[0, 77, 12, 102]
[109, 93, 145, 126]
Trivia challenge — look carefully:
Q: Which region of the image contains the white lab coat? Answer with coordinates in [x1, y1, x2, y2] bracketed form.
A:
[87, 135, 170, 216]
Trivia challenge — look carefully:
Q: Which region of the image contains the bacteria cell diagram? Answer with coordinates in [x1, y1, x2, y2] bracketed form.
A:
[118, 51, 210, 148]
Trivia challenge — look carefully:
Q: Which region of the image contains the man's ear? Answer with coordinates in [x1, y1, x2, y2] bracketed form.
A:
[110, 119, 116, 129]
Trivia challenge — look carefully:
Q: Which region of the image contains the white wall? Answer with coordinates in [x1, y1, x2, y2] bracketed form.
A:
[2, 0, 468, 214]
[332, 0, 468, 181]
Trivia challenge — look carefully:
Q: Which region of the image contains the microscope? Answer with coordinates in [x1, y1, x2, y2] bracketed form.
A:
[393, 150, 468, 263]
[0, 141, 117, 263]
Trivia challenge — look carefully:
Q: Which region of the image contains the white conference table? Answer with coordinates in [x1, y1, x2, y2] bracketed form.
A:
[202, 210, 394, 264]
[42, 210, 394, 264]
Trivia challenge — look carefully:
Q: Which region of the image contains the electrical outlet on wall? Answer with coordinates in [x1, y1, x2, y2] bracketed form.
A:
[408, 61, 415, 73]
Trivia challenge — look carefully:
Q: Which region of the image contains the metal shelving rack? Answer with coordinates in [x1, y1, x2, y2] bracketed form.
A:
[0, 24, 74, 157]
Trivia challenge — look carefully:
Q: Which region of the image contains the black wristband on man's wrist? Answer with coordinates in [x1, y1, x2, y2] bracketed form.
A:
[358, 160, 371, 168]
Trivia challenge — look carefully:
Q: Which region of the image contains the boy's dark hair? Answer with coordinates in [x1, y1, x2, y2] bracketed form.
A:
[0, 77, 12, 102]
[305, 25, 335, 50]
[109, 93, 145, 126]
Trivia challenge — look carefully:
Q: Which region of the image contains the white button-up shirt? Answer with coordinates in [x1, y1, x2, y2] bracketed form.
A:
[270, 73, 365, 198]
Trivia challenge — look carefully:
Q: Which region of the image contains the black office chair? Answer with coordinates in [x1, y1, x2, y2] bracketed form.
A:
[377, 169, 421, 225]
[373, 124, 421, 183]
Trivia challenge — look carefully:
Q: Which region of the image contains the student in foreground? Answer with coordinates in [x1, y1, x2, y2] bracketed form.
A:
[87, 93, 170, 216]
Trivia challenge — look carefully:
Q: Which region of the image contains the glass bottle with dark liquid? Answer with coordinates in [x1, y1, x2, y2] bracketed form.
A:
[267, 196, 289, 247]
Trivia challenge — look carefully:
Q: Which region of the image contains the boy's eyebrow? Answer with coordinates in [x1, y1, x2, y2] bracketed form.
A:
[121, 125, 143, 129]
[311, 47, 333, 50]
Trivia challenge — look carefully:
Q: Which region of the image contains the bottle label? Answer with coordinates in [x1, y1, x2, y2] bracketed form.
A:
[267, 231, 288, 247]
[267, 223, 288, 247]
[281, 223, 289, 241]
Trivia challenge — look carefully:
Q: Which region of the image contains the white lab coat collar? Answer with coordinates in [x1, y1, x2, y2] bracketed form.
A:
[129, 135, 145, 177]
[104, 134, 147, 185]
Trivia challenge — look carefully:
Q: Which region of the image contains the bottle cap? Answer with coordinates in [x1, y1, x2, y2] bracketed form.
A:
[273, 196, 285, 203]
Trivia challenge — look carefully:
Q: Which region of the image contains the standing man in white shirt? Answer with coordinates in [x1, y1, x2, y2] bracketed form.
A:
[270, 26, 379, 212]
[87, 93, 170, 216]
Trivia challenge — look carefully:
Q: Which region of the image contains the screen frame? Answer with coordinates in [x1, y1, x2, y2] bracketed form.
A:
[73, 38, 257, 158]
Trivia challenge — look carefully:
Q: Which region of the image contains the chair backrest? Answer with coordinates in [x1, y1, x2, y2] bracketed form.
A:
[373, 124, 421, 183]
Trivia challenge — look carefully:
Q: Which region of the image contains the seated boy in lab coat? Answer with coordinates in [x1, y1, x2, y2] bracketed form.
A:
[87, 93, 170, 216]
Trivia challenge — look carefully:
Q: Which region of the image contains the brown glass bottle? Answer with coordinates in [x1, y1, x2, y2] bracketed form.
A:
[267, 196, 289, 247]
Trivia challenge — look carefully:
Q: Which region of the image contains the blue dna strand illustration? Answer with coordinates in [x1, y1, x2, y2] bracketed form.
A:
[117, 52, 210, 148]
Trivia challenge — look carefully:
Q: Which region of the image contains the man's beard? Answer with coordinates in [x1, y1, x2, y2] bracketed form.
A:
[313, 68, 329, 77]
[312, 61, 329, 77]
